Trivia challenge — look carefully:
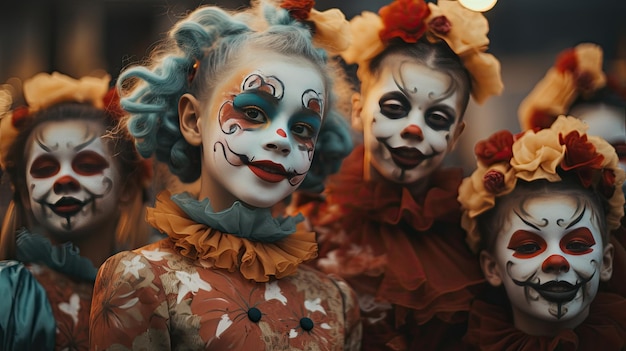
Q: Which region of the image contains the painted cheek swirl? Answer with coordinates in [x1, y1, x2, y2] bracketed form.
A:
[299, 89, 324, 161]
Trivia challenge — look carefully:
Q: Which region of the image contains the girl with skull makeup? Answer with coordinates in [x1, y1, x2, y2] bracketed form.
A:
[458, 116, 626, 350]
[88, 1, 361, 350]
[292, 0, 503, 349]
[0, 72, 151, 350]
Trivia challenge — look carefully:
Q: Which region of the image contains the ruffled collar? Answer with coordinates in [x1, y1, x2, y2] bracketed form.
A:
[147, 191, 317, 282]
[15, 229, 98, 282]
[464, 292, 626, 351]
[325, 146, 463, 231]
[172, 192, 303, 243]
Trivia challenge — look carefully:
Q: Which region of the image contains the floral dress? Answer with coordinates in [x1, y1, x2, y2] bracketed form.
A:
[463, 289, 626, 351]
[296, 146, 486, 350]
[0, 230, 98, 350]
[89, 191, 361, 350]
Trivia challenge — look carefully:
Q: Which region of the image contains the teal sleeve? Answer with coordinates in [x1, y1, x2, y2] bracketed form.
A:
[0, 260, 56, 351]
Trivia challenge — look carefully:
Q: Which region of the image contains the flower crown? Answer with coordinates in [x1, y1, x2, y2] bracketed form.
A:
[340, 0, 503, 104]
[458, 115, 625, 253]
[518, 43, 607, 130]
[280, 0, 351, 54]
[0, 72, 151, 184]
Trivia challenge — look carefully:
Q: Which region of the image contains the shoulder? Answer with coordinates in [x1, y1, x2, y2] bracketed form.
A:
[0, 260, 56, 350]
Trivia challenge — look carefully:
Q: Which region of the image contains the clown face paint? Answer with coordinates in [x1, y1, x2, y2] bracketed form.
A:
[198, 55, 325, 209]
[358, 54, 463, 184]
[493, 195, 607, 327]
[25, 119, 122, 237]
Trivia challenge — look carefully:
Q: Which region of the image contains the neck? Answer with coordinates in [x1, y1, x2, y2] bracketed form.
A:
[47, 220, 117, 268]
[198, 171, 237, 212]
[511, 304, 590, 336]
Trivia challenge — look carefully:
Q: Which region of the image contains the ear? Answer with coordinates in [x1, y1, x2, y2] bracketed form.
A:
[480, 250, 503, 286]
[179, 93, 202, 146]
[350, 92, 363, 132]
[600, 242, 615, 282]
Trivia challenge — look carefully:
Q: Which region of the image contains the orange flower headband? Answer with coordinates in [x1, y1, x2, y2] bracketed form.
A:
[518, 43, 607, 130]
[0, 72, 152, 183]
[340, 0, 503, 104]
[280, 0, 351, 54]
[458, 115, 625, 253]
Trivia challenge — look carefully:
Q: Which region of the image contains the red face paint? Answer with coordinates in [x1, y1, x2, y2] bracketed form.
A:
[507, 230, 547, 258]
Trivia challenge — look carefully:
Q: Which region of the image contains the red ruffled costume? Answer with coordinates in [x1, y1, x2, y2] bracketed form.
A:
[298, 147, 486, 350]
[464, 290, 626, 351]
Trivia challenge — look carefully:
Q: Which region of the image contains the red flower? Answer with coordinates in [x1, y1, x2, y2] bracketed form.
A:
[599, 169, 616, 198]
[428, 15, 451, 35]
[559, 131, 604, 187]
[483, 170, 506, 193]
[11, 106, 30, 128]
[379, 0, 431, 44]
[475, 130, 514, 166]
[528, 109, 557, 130]
[281, 0, 315, 21]
[555, 48, 578, 73]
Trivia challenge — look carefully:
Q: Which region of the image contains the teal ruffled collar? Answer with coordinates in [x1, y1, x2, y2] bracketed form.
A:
[171, 192, 303, 243]
[15, 229, 98, 282]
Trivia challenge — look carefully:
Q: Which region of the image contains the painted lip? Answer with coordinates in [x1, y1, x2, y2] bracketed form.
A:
[534, 281, 579, 303]
[248, 160, 289, 183]
[383, 143, 436, 169]
[49, 197, 85, 217]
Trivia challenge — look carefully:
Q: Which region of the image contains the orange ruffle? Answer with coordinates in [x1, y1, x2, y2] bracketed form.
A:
[146, 191, 318, 282]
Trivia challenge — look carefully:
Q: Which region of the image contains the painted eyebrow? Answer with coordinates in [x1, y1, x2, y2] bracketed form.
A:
[73, 136, 99, 152]
[562, 205, 586, 229]
[514, 210, 542, 230]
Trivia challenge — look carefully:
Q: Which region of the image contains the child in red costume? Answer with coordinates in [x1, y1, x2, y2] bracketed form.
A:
[295, 0, 504, 349]
[458, 115, 626, 350]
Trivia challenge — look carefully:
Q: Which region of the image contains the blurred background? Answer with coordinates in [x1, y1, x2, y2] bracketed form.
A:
[0, 0, 625, 171]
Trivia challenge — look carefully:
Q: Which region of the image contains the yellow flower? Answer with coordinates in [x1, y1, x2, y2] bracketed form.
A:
[458, 162, 516, 218]
[309, 8, 351, 54]
[340, 12, 385, 67]
[511, 128, 565, 182]
[24, 72, 110, 111]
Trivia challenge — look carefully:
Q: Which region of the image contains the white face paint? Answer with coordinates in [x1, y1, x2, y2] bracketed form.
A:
[199, 55, 325, 208]
[359, 54, 463, 184]
[25, 120, 122, 237]
[493, 195, 605, 326]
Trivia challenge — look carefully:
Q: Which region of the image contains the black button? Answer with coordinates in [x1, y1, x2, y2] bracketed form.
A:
[247, 307, 262, 322]
[299, 317, 314, 331]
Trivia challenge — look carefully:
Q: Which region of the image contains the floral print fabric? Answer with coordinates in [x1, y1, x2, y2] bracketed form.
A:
[90, 239, 361, 350]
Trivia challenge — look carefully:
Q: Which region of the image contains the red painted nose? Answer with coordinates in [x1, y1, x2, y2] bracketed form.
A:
[542, 254, 570, 273]
[401, 124, 423, 141]
[53, 175, 80, 193]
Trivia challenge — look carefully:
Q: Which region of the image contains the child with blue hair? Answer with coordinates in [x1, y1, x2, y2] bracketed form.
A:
[89, 1, 360, 349]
